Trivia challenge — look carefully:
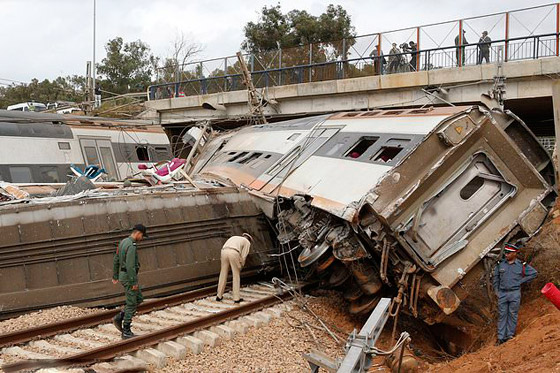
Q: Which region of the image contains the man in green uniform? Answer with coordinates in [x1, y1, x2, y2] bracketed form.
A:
[112, 224, 147, 339]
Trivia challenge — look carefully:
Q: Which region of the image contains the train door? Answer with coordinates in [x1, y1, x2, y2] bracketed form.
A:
[79, 138, 120, 180]
[403, 153, 516, 265]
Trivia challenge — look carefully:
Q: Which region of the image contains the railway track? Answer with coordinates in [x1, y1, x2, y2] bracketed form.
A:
[0, 279, 299, 372]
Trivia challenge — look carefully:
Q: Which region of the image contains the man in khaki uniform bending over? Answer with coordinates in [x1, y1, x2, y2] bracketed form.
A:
[216, 233, 252, 303]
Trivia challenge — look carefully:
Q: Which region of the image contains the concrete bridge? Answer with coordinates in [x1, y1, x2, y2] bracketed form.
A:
[143, 3, 560, 142]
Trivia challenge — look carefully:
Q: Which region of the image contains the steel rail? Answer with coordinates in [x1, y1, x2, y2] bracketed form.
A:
[2, 288, 295, 372]
[0, 274, 264, 348]
[0, 286, 217, 349]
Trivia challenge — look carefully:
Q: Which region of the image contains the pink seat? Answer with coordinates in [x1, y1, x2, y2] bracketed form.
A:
[155, 158, 186, 177]
[138, 164, 149, 170]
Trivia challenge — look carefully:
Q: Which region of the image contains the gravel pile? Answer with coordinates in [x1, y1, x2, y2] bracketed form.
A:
[157, 290, 385, 373]
[0, 306, 102, 335]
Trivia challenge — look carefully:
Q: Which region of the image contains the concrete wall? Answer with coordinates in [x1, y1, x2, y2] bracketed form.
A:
[144, 57, 560, 123]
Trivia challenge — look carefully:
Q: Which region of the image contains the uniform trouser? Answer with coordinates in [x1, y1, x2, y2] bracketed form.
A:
[217, 248, 242, 301]
[119, 272, 144, 325]
[478, 50, 490, 64]
[497, 289, 521, 340]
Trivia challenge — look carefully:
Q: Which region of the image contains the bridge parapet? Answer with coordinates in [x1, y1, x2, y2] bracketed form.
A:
[148, 3, 560, 101]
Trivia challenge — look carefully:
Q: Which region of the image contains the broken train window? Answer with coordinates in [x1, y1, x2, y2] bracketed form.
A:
[344, 137, 379, 159]
[372, 138, 410, 163]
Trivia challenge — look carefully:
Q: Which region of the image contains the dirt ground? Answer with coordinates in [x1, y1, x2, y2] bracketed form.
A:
[423, 215, 560, 373]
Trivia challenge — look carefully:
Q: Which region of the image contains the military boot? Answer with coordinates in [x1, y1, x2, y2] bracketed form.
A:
[122, 323, 135, 339]
[112, 311, 124, 333]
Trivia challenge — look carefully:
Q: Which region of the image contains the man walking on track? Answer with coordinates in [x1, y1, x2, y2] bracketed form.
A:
[493, 243, 537, 345]
[216, 233, 253, 304]
[112, 224, 147, 339]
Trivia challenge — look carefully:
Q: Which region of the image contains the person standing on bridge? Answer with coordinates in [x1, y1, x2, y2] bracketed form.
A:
[112, 224, 147, 339]
[455, 30, 469, 66]
[477, 31, 492, 64]
[216, 233, 253, 303]
[388, 43, 402, 74]
[408, 41, 419, 71]
[493, 243, 537, 345]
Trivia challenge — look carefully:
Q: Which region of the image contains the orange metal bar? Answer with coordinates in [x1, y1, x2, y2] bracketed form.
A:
[416, 27, 420, 71]
[556, 3, 559, 56]
[505, 12, 509, 62]
[377, 33, 382, 74]
[458, 20, 463, 67]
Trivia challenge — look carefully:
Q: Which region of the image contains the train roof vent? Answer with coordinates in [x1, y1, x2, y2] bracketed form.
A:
[361, 111, 381, 117]
[383, 110, 405, 116]
[342, 112, 362, 118]
[408, 108, 433, 114]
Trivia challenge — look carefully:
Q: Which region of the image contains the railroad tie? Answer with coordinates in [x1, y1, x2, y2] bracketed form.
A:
[209, 325, 235, 340]
[91, 356, 147, 373]
[175, 335, 204, 354]
[197, 299, 236, 309]
[153, 310, 196, 322]
[54, 334, 105, 349]
[193, 330, 221, 347]
[252, 311, 273, 324]
[135, 348, 167, 368]
[138, 314, 177, 327]
[2, 346, 54, 360]
[97, 323, 123, 336]
[240, 315, 264, 328]
[156, 341, 187, 360]
[28, 340, 82, 356]
[225, 320, 249, 334]
[77, 329, 120, 342]
[35, 369, 85, 373]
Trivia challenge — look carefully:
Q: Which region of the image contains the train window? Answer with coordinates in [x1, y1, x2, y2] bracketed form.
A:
[9, 167, 33, 183]
[345, 137, 379, 159]
[239, 153, 263, 165]
[84, 146, 100, 166]
[40, 167, 60, 183]
[155, 147, 169, 161]
[58, 142, 71, 150]
[136, 146, 149, 161]
[287, 133, 300, 141]
[229, 152, 248, 162]
[264, 154, 271, 159]
[460, 176, 485, 200]
[372, 146, 404, 163]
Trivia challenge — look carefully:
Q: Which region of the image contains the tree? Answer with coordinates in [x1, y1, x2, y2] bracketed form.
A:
[0, 76, 86, 109]
[96, 37, 155, 94]
[242, 4, 356, 60]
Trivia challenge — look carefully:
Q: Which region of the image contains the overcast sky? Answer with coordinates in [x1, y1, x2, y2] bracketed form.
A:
[0, 0, 555, 83]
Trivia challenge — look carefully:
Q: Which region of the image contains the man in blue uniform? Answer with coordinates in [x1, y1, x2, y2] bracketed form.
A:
[492, 243, 537, 344]
[112, 224, 147, 339]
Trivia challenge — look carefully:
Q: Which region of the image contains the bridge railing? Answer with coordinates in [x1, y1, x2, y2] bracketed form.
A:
[148, 3, 560, 100]
[148, 33, 559, 100]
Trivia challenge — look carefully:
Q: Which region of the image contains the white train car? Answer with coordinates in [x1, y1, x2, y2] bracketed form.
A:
[194, 106, 555, 350]
[0, 110, 171, 183]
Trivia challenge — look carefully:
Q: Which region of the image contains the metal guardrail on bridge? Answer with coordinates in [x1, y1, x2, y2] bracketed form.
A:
[148, 3, 560, 100]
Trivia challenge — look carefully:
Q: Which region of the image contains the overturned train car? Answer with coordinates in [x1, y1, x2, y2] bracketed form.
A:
[0, 186, 276, 318]
[194, 106, 555, 337]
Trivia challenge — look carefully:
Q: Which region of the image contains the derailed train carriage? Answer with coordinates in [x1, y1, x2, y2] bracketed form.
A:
[193, 105, 555, 347]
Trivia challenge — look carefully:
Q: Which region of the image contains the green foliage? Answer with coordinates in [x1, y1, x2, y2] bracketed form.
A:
[242, 3, 356, 59]
[0, 76, 86, 109]
[96, 37, 155, 94]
